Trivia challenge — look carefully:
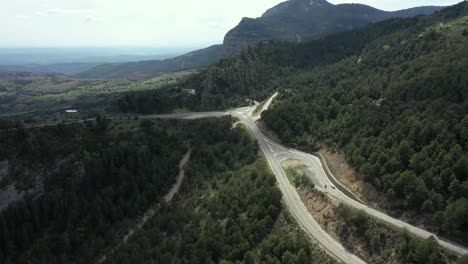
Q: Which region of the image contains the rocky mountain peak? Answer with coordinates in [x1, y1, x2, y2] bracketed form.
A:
[262, 0, 332, 17]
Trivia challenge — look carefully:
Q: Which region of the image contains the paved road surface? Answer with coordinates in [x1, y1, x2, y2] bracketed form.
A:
[140, 112, 229, 120]
[8, 95, 468, 261]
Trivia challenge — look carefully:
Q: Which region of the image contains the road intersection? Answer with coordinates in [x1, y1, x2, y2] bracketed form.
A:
[227, 95, 468, 261]
[9, 94, 468, 263]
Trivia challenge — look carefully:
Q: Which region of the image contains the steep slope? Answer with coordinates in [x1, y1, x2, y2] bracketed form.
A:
[76, 45, 223, 79]
[223, 0, 442, 53]
[78, 0, 441, 80]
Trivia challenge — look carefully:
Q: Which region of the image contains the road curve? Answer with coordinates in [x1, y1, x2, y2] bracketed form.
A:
[254, 121, 468, 256]
[8, 96, 467, 259]
[130, 98, 468, 259]
[231, 109, 365, 264]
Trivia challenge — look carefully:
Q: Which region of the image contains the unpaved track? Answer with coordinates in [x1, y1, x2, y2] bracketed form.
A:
[97, 149, 191, 264]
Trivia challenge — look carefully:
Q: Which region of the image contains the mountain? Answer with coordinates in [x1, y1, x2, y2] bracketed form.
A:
[76, 45, 223, 79]
[78, 0, 442, 80]
[223, 0, 442, 53]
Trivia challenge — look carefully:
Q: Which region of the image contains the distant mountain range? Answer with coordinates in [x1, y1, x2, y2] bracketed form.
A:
[75, 45, 223, 79]
[0, 63, 101, 75]
[0, 47, 198, 76]
[78, 0, 442, 79]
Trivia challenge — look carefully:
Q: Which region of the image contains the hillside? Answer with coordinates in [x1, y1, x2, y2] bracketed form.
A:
[78, 0, 441, 80]
[114, 2, 468, 245]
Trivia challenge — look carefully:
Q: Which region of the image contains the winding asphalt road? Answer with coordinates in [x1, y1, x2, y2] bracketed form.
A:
[8, 95, 468, 262]
[169, 96, 468, 261]
[232, 96, 468, 258]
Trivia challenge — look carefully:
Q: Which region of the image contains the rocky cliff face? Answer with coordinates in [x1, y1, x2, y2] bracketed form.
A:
[223, 0, 442, 54]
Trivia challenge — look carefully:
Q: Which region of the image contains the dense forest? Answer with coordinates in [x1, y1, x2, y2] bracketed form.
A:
[113, 2, 468, 245]
[0, 117, 187, 263]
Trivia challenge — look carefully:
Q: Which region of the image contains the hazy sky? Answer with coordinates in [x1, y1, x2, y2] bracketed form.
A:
[0, 0, 462, 47]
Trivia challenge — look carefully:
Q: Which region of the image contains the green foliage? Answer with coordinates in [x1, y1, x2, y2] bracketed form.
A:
[286, 167, 315, 189]
[398, 232, 445, 264]
[335, 205, 368, 231]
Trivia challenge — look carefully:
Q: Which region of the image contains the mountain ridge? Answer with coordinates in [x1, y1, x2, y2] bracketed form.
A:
[78, 0, 443, 79]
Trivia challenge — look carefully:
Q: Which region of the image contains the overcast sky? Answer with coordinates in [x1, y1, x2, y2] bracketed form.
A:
[0, 0, 462, 48]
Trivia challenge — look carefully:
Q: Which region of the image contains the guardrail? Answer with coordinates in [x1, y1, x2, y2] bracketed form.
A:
[313, 152, 365, 204]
